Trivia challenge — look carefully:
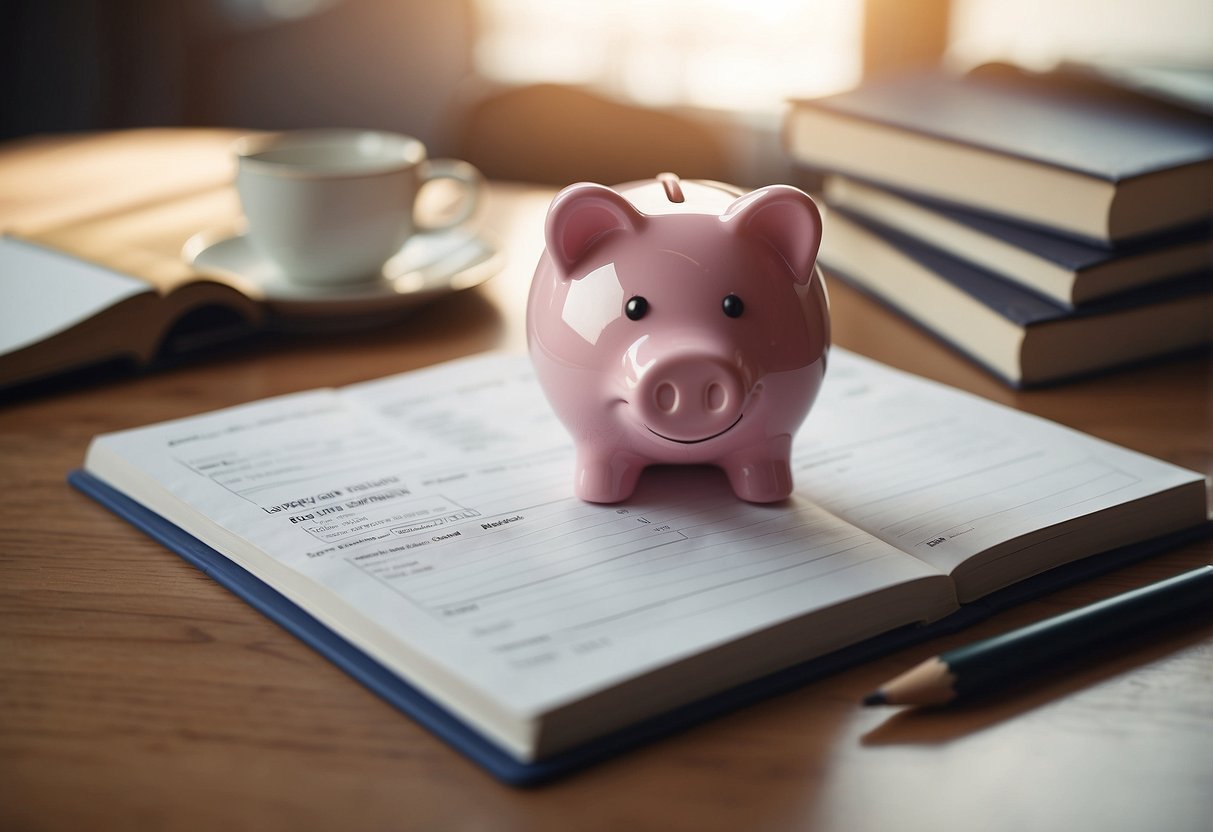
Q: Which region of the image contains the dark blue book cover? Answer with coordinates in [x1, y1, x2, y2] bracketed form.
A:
[799, 68, 1213, 183]
[789, 66, 1213, 245]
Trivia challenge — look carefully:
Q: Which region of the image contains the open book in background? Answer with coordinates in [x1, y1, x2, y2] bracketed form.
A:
[72, 349, 1209, 782]
[0, 130, 500, 392]
[786, 63, 1213, 387]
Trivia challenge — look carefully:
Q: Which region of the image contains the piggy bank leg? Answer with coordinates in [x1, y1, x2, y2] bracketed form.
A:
[574, 449, 646, 503]
[719, 436, 794, 503]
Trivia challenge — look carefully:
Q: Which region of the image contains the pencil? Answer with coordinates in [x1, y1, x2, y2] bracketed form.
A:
[862, 564, 1213, 707]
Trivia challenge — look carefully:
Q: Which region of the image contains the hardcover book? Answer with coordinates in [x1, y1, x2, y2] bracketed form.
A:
[785, 66, 1213, 245]
[823, 176, 1213, 307]
[818, 207, 1213, 387]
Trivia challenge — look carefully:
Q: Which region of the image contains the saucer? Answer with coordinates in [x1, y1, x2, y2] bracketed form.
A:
[183, 226, 503, 328]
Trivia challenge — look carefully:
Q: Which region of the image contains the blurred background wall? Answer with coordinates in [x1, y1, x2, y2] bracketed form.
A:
[2, 0, 1210, 187]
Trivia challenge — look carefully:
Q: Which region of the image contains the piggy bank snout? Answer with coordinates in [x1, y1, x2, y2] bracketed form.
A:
[635, 354, 746, 442]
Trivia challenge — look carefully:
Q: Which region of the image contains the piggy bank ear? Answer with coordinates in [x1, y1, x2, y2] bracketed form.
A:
[723, 185, 822, 285]
[545, 183, 646, 278]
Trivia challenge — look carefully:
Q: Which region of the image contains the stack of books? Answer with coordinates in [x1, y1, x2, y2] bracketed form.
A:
[784, 63, 1213, 386]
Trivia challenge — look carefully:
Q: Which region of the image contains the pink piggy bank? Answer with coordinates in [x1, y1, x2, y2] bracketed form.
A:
[526, 173, 830, 503]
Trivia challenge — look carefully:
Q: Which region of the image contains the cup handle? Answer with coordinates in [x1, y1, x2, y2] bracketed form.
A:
[415, 158, 484, 232]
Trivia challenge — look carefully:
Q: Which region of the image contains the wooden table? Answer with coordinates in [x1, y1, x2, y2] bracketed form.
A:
[2, 133, 1211, 832]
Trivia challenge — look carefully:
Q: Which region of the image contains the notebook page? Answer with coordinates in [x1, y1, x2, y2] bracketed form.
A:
[89, 355, 945, 725]
[792, 352, 1204, 587]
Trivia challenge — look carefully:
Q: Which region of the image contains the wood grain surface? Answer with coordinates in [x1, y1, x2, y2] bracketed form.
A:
[1, 136, 1211, 832]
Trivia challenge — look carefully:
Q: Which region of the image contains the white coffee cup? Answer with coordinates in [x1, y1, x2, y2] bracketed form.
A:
[233, 130, 482, 286]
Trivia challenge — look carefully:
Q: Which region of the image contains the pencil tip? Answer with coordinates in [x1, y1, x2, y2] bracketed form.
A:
[861, 691, 887, 707]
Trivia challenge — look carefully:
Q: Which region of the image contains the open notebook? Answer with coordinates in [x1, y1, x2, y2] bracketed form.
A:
[72, 349, 1208, 782]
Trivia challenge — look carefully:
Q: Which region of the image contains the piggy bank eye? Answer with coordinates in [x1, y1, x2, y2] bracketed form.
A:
[722, 294, 744, 318]
[625, 296, 649, 321]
